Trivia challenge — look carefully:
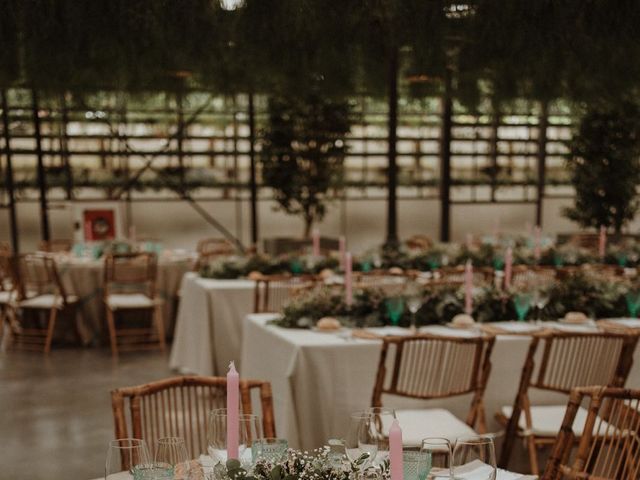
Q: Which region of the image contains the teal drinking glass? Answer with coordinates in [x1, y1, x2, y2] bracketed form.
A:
[385, 297, 405, 326]
[513, 293, 532, 321]
[626, 291, 640, 318]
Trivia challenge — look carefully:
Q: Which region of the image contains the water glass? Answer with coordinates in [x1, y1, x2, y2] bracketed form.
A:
[366, 407, 396, 462]
[207, 409, 263, 466]
[452, 436, 497, 480]
[420, 438, 452, 480]
[105, 438, 151, 480]
[385, 297, 405, 326]
[626, 290, 640, 318]
[345, 411, 378, 470]
[155, 437, 190, 479]
[403, 448, 430, 480]
[251, 438, 288, 463]
[513, 293, 532, 321]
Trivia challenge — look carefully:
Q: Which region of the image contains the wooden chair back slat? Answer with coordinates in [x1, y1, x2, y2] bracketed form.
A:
[14, 254, 68, 302]
[253, 274, 317, 313]
[111, 376, 275, 460]
[104, 252, 157, 297]
[372, 334, 495, 432]
[534, 333, 633, 393]
[543, 387, 640, 480]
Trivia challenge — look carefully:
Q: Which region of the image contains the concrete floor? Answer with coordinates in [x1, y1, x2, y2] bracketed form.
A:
[0, 348, 174, 480]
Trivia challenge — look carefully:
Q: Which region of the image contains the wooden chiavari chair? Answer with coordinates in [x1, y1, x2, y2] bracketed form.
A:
[104, 252, 165, 357]
[498, 330, 639, 475]
[543, 386, 640, 480]
[194, 238, 236, 271]
[371, 333, 496, 445]
[511, 265, 557, 289]
[253, 274, 318, 313]
[354, 272, 408, 296]
[9, 253, 79, 353]
[111, 376, 275, 461]
[38, 239, 73, 253]
[0, 247, 15, 342]
[433, 266, 494, 287]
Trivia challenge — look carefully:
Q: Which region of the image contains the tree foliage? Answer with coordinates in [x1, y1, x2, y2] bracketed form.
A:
[260, 92, 350, 236]
[564, 102, 640, 233]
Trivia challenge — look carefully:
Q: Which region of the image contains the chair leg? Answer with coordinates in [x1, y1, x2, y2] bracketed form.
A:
[44, 307, 58, 354]
[154, 305, 166, 352]
[527, 435, 540, 476]
[106, 307, 119, 358]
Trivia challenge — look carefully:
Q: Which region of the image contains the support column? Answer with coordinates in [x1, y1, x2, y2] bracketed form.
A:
[60, 93, 73, 200]
[385, 47, 399, 248]
[439, 67, 453, 242]
[535, 101, 549, 227]
[32, 89, 50, 242]
[1, 90, 19, 252]
[248, 92, 258, 246]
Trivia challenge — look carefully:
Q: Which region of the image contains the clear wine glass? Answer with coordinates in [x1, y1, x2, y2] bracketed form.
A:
[207, 409, 262, 467]
[407, 295, 423, 331]
[345, 411, 378, 471]
[420, 438, 452, 480]
[452, 436, 497, 480]
[155, 437, 190, 479]
[365, 407, 396, 463]
[105, 438, 151, 480]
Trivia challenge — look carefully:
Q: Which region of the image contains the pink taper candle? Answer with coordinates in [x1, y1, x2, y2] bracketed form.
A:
[312, 228, 321, 257]
[345, 252, 353, 306]
[534, 226, 541, 262]
[226, 361, 240, 460]
[389, 419, 403, 480]
[599, 225, 607, 259]
[464, 259, 473, 314]
[339, 236, 346, 270]
[504, 247, 513, 290]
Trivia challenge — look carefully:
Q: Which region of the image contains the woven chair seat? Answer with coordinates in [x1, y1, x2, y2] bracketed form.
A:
[501, 404, 615, 437]
[19, 294, 78, 309]
[397, 408, 477, 445]
[106, 293, 160, 310]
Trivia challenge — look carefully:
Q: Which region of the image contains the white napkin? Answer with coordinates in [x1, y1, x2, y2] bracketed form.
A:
[606, 318, 640, 327]
[547, 322, 598, 333]
[494, 322, 541, 333]
[453, 460, 524, 479]
[365, 326, 413, 336]
[420, 325, 480, 338]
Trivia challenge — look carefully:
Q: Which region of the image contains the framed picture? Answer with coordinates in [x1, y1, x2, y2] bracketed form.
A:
[74, 202, 124, 242]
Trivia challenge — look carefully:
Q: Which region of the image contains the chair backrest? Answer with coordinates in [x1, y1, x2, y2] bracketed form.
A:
[354, 273, 408, 296]
[38, 239, 73, 253]
[511, 265, 557, 289]
[14, 254, 69, 303]
[253, 274, 318, 313]
[0, 250, 14, 292]
[104, 252, 157, 297]
[528, 331, 638, 394]
[434, 266, 493, 286]
[111, 376, 275, 459]
[371, 334, 495, 429]
[543, 387, 640, 480]
[197, 238, 236, 256]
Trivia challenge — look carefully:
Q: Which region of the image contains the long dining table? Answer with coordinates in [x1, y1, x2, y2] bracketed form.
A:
[240, 315, 640, 452]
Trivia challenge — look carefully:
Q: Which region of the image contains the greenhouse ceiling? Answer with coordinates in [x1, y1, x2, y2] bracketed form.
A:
[0, 0, 638, 108]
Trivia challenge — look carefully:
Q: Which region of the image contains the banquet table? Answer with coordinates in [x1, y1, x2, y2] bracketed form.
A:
[241, 314, 640, 452]
[54, 252, 195, 344]
[170, 273, 258, 376]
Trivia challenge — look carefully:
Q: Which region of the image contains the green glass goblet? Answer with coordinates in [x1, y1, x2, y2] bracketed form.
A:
[385, 297, 405, 326]
[513, 293, 533, 322]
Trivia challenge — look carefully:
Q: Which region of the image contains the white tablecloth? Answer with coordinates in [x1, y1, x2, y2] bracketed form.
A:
[170, 274, 257, 375]
[55, 253, 194, 344]
[241, 314, 640, 452]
